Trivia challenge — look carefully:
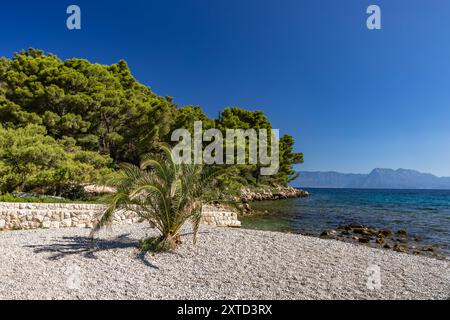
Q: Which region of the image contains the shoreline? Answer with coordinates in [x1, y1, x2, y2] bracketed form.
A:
[242, 188, 450, 260]
[240, 186, 309, 203]
[0, 223, 448, 300]
[239, 222, 449, 261]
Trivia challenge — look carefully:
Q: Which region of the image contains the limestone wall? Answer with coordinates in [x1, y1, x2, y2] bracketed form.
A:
[0, 202, 240, 231]
[201, 205, 241, 228]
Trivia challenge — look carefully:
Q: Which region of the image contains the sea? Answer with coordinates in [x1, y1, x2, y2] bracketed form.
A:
[240, 188, 450, 257]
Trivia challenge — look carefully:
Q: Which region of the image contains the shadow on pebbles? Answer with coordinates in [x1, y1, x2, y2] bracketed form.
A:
[0, 223, 448, 299]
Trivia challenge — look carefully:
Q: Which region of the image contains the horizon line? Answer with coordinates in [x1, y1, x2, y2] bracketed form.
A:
[297, 168, 450, 179]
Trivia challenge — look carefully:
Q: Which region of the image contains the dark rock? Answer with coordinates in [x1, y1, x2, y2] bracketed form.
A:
[243, 203, 252, 213]
[379, 229, 393, 237]
[383, 244, 391, 249]
[393, 244, 407, 253]
[397, 229, 408, 236]
[413, 249, 421, 255]
[352, 227, 372, 236]
[375, 237, 385, 245]
[358, 237, 370, 244]
[320, 230, 337, 238]
[353, 228, 366, 235]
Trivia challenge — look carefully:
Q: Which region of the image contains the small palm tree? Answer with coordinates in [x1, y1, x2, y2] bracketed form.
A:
[90, 146, 227, 251]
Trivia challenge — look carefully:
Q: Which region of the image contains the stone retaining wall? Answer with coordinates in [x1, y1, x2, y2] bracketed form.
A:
[0, 202, 240, 231]
[201, 205, 241, 228]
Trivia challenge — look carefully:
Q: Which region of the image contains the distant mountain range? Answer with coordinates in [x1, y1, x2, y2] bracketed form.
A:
[294, 168, 450, 189]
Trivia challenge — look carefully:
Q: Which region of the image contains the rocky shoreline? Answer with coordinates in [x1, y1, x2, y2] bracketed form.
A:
[239, 186, 309, 215]
[239, 188, 448, 260]
[318, 224, 447, 260]
[240, 186, 309, 202]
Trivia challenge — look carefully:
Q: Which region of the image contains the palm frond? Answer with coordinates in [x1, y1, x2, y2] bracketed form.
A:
[92, 145, 237, 251]
[90, 191, 129, 237]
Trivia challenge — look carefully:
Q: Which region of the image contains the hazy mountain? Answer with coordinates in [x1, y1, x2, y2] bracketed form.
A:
[294, 168, 450, 189]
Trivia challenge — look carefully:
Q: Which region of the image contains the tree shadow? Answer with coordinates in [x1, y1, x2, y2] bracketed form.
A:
[25, 233, 159, 269]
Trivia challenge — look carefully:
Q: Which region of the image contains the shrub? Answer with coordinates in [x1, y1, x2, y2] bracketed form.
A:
[91, 146, 231, 251]
[0, 124, 113, 196]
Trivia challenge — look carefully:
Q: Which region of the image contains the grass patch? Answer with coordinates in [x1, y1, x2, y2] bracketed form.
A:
[138, 237, 175, 253]
[0, 193, 103, 204]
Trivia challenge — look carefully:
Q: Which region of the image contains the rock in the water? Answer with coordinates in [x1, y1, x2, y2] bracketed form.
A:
[397, 229, 408, 236]
[320, 230, 337, 238]
[376, 237, 385, 245]
[353, 228, 366, 235]
[337, 225, 352, 231]
[393, 244, 407, 253]
[379, 229, 393, 237]
[242, 203, 252, 215]
[358, 237, 370, 244]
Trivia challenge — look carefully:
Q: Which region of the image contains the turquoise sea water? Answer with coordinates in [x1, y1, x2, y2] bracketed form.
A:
[240, 188, 450, 256]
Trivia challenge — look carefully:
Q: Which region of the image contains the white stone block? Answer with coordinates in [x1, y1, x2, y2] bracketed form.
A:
[42, 221, 51, 229]
[61, 219, 72, 227]
[51, 221, 60, 229]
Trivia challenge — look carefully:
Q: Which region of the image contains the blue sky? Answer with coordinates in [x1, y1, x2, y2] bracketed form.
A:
[1, 1, 450, 176]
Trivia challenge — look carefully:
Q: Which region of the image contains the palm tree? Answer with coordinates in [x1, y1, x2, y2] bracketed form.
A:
[90, 146, 227, 251]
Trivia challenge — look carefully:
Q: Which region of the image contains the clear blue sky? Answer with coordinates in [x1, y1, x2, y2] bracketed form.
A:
[1, 1, 450, 176]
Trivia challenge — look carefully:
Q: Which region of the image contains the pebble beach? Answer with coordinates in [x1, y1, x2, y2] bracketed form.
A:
[0, 224, 448, 300]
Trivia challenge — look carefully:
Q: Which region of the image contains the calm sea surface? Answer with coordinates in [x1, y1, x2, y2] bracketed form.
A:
[240, 188, 450, 256]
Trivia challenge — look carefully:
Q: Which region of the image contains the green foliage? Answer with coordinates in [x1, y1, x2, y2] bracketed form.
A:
[171, 106, 214, 133]
[0, 193, 67, 203]
[279, 134, 304, 183]
[216, 107, 272, 131]
[0, 49, 303, 195]
[91, 146, 231, 251]
[0, 49, 176, 165]
[0, 193, 102, 203]
[216, 107, 303, 185]
[138, 236, 175, 253]
[0, 124, 113, 197]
